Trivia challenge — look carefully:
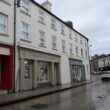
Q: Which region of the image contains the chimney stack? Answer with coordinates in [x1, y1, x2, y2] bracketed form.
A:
[41, 0, 52, 12]
[65, 21, 74, 28]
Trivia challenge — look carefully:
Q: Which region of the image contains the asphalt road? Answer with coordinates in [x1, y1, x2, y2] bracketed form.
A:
[1, 76, 110, 110]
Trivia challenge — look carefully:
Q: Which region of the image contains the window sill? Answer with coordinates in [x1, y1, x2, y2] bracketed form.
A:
[51, 27, 57, 31]
[20, 39, 31, 43]
[20, 10, 31, 17]
[38, 20, 46, 25]
[39, 44, 47, 48]
[52, 48, 58, 51]
[1, 0, 11, 6]
[0, 33, 9, 37]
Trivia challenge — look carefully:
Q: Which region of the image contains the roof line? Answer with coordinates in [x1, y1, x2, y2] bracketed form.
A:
[31, 0, 89, 41]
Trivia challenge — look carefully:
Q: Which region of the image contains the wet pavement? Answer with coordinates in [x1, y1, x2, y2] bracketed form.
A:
[1, 76, 110, 110]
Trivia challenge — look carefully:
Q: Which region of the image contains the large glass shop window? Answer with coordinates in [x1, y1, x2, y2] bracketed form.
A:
[38, 62, 49, 82]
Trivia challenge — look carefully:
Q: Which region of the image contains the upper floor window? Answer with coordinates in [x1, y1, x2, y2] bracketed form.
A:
[62, 40, 66, 52]
[61, 24, 65, 35]
[21, 22, 29, 40]
[69, 29, 72, 39]
[81, 48, 83, 57]
[76, 46, 78, 55]
[0, 13, 7, 34]
[70, 43, 73, 54]
[52, 36, 57, 49]
[51, 18, 56, 29]
[80, 37, 83, 44]
[39, 30, 45, 45]
[21, 0, 29, 13]
[75, 33, 78, 42]
[38, 11, 45, 23]
[85, 50, 88, 58]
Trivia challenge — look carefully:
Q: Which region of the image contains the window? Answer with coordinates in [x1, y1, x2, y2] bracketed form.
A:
[51, 18, 56, 29]
[75, 33, 78, 42]
[39, 30, 45, 45]
[52, 36, 57, 49]
[21, 0, 29, 13]
[39, 11, 45, 23]
[81, 49, 83, 57]
[62, 40, 66, 52]
[85, 50, 88, 58]
[21, 22, 29, 40]
[0, 14, 7, 34]
[69, 29, 72, 39]
[76, 46, 78, 55]
[70, 43, 73, 54]
[61, 24, 65, 35]
[80, 37, 83, 44]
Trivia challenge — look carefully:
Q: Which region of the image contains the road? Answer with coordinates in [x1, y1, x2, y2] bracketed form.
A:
[1, 75, 110, 110]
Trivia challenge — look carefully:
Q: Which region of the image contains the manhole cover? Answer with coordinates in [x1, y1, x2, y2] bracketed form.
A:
[31, 103, 49, 110]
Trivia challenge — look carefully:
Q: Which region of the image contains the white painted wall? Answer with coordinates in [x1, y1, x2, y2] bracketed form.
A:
[15, 0, 90, 89]
[0, 0, 14, 45]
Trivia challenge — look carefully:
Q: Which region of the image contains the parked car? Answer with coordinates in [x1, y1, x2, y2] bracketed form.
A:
[101, 71, 110, 81]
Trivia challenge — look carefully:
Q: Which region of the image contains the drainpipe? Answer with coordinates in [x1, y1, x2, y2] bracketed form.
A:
[13, 0, 20, 93]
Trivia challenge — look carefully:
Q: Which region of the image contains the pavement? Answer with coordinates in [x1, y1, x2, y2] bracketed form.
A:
[0, 80, 93, 107]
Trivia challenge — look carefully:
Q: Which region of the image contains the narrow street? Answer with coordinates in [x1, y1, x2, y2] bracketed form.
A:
[0, 75, 110, 110]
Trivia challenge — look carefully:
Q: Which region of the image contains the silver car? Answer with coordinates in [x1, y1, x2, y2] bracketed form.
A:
[101, 71, 110, 81]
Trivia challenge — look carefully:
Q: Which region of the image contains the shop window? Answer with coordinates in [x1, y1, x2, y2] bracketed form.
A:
[38, 62, 49, 82]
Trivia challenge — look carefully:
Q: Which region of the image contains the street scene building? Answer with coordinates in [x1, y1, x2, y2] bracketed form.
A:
[90, 54, 110, 73]
[0, 0, 14, 92]
[0, 0, 90, 93]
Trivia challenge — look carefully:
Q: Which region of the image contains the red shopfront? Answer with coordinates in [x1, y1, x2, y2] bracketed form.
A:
[0, 44, 14, 91]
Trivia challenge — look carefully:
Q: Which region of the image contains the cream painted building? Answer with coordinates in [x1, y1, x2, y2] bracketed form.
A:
[0, 0, 90, 92]
[14, 0, 91, 91]
[0, 0, 14, 92]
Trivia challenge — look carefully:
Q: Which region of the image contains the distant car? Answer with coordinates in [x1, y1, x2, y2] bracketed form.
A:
[101, 71, 110, 81]
[92, 71, 101, 75]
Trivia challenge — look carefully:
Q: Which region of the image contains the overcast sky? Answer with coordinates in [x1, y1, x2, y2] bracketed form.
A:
[35, 0, 110, 56]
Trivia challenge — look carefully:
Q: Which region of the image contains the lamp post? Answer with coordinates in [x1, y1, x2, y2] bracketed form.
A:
[88, 45, 92, 81]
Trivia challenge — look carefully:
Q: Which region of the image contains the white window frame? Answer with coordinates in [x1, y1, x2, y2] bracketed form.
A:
[21, 0, 29, 13]
[39, 30, 45, 45]
[51, 18, 56, 29]
[70, 43, 73, 54]
[76, 46, 78, 55]
[62, 40, 66, 52]
[81, 48, 83, 57]
[0, 13, 8, 34]
[69, 29, 72, 38]
[61, 24, 65, 35]
[52, 36, 57, 49]
[39, 10, 45, 23]
[21, 21, 29, 40]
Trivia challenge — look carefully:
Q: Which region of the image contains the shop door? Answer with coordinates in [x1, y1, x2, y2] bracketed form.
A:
[24, 61, 33, 90]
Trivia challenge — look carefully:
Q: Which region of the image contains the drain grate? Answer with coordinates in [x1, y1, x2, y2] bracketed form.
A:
[31, 103, 49, 110]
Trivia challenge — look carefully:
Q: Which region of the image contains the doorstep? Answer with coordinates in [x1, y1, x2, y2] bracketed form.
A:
[0, 90, 7, 95]
[0, 80, 92, 107]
